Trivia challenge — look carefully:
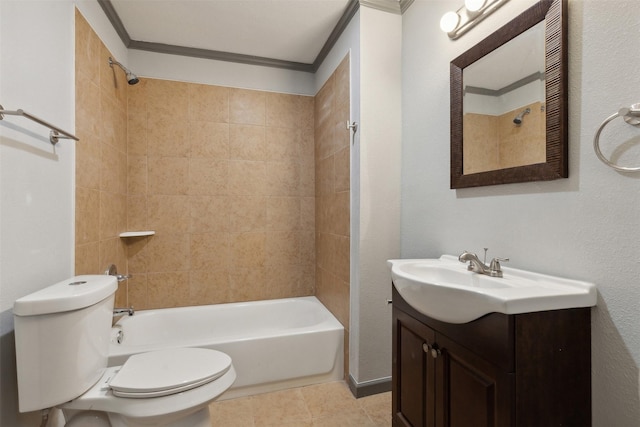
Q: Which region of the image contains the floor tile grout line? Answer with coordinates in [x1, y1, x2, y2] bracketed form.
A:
[209, 381, 391, 427]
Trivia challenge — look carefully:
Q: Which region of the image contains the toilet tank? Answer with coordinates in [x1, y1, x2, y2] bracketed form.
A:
[13, 275, 117, 412]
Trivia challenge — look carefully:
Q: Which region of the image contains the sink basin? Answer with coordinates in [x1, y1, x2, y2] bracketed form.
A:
[388, 255, 597, 324]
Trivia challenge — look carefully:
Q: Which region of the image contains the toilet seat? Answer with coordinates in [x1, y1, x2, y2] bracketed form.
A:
[109, 347, 232, 398]
[61, 347, 236, 425]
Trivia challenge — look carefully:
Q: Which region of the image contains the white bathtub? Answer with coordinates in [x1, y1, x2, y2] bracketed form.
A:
[108, 296, 344, 399]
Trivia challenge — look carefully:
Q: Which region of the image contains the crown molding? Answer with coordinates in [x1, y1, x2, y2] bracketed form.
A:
[129, 39, 313, 72]
[312, 0, 359, 72]
[97, 0, 413, 72]
[465, 72, 546, 97]
[97, 0, 131, 46]
[97, 0, 363, 73]
[400, 0, 415, 14]
[359, 0, 414, 15]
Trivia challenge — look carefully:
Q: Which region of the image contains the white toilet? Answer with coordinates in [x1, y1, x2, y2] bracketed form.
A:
[13, 275, 236, 427]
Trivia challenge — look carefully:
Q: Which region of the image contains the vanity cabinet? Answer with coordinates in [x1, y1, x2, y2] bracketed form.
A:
[392, 286, 591, 427]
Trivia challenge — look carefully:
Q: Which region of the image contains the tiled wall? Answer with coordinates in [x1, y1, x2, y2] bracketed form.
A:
[314, 55, 351, 376]
[74, 12, 351, 366]
[463, 101, 545, 174]
[75, 10, 128, 305]
[124, 80, 316, 309]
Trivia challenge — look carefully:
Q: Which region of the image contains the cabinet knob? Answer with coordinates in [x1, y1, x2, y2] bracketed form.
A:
[430, 345, 441, 359]
[422, 343, 430, 353]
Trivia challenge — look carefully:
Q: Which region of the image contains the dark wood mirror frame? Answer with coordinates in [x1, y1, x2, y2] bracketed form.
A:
[450, 0, 567, 189]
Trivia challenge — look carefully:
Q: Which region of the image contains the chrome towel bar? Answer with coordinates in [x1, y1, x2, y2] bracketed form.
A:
[593, 103, 640, 172]
[0, 104, 79, 145]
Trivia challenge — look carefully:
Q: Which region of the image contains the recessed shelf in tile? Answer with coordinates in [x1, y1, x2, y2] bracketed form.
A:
[119, 231, 155, 238]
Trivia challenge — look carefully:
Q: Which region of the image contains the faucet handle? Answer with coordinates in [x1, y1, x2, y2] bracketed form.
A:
[489, 257, 509, 276]
[490, 257, 509, 268]
[116, 274, 132, 282]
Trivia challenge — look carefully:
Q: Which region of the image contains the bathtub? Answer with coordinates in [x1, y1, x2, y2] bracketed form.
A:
[108, 296, 344, 400]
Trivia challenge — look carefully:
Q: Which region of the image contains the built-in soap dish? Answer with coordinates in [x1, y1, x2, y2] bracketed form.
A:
[119, 231, 155, 238]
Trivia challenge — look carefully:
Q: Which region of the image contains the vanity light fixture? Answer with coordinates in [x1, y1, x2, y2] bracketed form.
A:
[465, 0, 486, 12]
[440, 11, 461, 33]
[440, 0, 510, 39]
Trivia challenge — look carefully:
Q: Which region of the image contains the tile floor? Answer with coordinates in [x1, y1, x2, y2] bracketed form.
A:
[208, 381, 391, 426]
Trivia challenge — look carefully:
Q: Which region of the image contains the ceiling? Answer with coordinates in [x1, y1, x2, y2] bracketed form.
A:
[100, 0, 409, 73]
[464, 21, 545, 92]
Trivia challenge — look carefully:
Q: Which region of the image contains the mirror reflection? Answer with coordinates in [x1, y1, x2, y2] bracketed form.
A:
[463, 22, 546, 174]
[450, 0, 567, 189]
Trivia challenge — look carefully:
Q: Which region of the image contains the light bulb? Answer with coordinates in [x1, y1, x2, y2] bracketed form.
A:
[440, 11, 460, 33]
[465, 0, 486, 12]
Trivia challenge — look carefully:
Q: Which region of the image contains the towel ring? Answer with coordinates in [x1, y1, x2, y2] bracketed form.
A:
[593, 103, 640, 172]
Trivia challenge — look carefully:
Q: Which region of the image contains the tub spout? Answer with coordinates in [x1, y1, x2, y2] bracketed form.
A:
[113, 306, 134, 325]
[114, 307, 134, 316]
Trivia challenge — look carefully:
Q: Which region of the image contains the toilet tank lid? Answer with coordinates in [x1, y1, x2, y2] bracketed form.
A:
[13, 275, 117, 316]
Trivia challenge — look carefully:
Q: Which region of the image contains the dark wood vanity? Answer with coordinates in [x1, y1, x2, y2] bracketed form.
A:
[392, 286, 591, 427]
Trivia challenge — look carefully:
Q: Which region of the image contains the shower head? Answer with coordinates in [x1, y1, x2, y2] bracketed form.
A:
[108, 57, 139, 85]
[513, 108, 531, 125]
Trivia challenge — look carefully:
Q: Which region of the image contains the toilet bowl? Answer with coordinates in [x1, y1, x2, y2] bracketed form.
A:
[13, 274, 236, 427]
[63, 347, 236, 427]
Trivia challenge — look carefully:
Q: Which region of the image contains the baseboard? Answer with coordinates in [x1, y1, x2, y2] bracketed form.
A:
[347, 374, 392, 398]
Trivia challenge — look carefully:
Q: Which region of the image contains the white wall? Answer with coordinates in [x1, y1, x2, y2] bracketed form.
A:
[401, 0, 640, 424]
[0, 1, 129, 425]
[0, 1, 77, 425]
[465, 80, 543, 115]
[129, 49, 316, 95]
[353, 5, 402, 385]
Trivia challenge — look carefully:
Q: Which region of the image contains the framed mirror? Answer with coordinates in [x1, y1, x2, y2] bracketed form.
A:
[450, 0, 567, 189]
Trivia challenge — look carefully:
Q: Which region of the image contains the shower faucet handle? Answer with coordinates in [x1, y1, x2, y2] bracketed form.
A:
[104, 264, 132, 282]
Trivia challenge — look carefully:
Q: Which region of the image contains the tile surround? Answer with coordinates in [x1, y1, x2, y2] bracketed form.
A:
[75, 9, 128, 305]
[76, 8, 320, 309]
[314, 55, 351, 379]
[463, 101, 546, 174]
[75, 9, 351, 383]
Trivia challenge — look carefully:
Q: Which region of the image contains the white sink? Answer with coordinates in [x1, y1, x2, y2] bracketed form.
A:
[388, 255, 597, 324]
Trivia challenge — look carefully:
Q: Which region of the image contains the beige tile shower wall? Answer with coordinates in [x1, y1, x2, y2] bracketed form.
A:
[463, 113, 499, 174]
[497, 101, 545, 169]
[124, 79, 316, 309]
[75, 11, 345, 363]
[462, 101, 545, 174]
[75, 10, 128, 305]
[315, 55, 350, 378]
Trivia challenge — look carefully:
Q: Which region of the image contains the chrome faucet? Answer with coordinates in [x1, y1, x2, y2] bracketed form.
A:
[113, 307, 134, 316]
[112, 306, 134, 325]
[104, 264, 134, 324]
[104, 264, 132, 282]
[458, 250, 509, 278]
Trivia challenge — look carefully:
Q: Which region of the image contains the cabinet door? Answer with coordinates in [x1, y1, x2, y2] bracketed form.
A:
[393, 309, 436, 427]
[435, 333, 513, 427]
